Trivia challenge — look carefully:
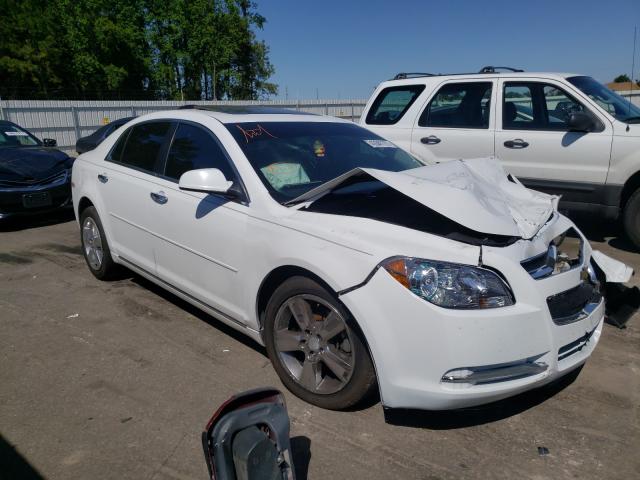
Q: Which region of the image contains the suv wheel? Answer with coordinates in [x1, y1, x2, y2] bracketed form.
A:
[623, 189, 640, 250]
[80, 206, 119, 280]
[264, 276, 377, 410]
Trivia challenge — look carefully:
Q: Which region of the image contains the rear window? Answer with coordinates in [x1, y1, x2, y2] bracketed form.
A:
[365, 85, 425, 125]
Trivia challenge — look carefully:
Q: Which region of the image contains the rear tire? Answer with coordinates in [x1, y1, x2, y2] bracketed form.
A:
[80, 206, 119, 280]
[264, 276, 377, 410]
[623, 189, 640, 250]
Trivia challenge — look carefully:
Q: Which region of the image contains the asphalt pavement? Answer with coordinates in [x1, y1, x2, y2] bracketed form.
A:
[1, 210, 639, 480]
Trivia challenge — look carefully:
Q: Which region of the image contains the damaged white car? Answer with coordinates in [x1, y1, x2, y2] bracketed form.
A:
[72, 107, 631, 411]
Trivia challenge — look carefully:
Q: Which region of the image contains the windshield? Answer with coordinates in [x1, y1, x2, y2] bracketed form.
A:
[0, 123, 41, 147]
[226, 121, 423, 203]
[567, 76, 640, 123]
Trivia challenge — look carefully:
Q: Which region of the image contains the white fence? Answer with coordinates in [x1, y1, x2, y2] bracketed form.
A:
[0, 99, 368, 154]
[2, 89, 639, 155]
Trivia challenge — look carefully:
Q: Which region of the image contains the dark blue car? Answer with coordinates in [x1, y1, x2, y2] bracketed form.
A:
[75, 116, 134, 154]
[0, 120, 74, 218]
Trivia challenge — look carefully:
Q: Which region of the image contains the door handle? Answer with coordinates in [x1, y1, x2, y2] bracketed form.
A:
[420, 135, 441, 145]
[97, 173, 108, 183]
[150, 191, 168, 205]
[504, 138, 529, 149]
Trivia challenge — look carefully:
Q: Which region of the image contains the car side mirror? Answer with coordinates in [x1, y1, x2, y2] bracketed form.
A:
[179, 168, 233, 194]
[202, 388, 296, 480]
[567, 112, 594, 132]
[43, 138, 57, 147]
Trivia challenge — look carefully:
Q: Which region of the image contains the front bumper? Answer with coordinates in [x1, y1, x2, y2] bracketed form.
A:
[340, 251, 605, 411]
[0, 171, 72, 218]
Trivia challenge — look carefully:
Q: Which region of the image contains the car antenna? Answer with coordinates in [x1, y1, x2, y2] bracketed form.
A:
[478, 245, 484, 267]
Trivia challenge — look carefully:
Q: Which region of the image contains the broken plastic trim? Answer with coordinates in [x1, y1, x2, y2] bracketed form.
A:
[202, 388, 294, 480]
[521, 228, 583, 280]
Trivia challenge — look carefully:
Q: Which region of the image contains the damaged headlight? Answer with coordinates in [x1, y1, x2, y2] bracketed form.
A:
[381, 257, 514, 309]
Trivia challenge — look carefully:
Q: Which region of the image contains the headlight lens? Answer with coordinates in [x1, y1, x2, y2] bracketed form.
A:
[382, 257, 514, 309]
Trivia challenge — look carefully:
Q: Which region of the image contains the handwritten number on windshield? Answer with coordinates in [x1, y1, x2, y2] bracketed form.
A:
[236, 124, 278, 143]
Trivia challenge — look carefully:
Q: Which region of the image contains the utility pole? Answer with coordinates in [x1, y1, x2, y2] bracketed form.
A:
[630, 26, 637, 115]
[213, 61, 217, 101]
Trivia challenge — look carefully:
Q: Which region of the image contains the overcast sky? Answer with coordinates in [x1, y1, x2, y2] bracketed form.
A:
[256, 0, 640, 99]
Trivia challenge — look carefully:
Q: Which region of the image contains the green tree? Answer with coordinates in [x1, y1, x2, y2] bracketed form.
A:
[0, 0, 276, 100]
[614, 74, 631, 83]
[0, 0, 65, 98]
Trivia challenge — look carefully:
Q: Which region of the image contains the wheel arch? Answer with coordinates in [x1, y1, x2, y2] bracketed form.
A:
[620, 171, 640, 210]
[255, 265, 336, 333]
[255, 264, 382, 404]
[77, 196, 94, 217]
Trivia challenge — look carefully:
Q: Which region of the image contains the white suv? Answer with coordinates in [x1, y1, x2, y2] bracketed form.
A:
[72, 107, 627, 411]
[360, 67, 640, 246]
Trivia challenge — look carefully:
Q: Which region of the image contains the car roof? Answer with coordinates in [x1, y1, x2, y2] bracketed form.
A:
[133, 106, 349, 125]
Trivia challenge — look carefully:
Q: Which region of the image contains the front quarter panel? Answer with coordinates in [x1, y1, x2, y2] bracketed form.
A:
[607, 121, 640, 185]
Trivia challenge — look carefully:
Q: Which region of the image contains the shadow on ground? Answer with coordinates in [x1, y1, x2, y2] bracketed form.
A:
[384, 366, 583, 430]
[0, 434, 45, 480]
[604, 283, 640, 328]
[568, 213, 638, 254]
[128, 273, 268, 357]
[0, 208, 75, 233]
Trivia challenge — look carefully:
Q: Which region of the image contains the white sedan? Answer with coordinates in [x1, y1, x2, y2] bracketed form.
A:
[71, 107, 629, 411]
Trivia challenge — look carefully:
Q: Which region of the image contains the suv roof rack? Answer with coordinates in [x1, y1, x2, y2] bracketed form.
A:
[391, 66, 524, 80]
[393, 72, 436, 80]
[177, 105, 313, 115]
[478, 66, 524, 73]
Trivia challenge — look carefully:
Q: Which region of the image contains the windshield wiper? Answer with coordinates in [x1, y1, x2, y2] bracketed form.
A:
[283, 198, 309, 207]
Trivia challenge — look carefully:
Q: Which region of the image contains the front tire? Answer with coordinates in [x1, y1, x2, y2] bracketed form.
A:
[623, 189, 640, 250]
[80, 206, 119, 280]
[264, 276, 377, 410]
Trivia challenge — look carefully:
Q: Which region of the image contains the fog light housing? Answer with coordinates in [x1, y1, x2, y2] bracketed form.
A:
[441, 357, 548, 385]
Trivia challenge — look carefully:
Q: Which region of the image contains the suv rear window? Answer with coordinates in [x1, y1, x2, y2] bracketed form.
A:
[419, 82, 492, 128]
[365, 85, 425, 125]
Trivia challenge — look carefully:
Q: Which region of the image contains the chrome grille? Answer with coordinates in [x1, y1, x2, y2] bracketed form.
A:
[547, 279, 602, 325]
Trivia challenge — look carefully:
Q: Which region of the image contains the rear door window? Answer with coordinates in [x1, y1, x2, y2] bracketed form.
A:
[110, 121, 173, 173]
[365, 85, 425, 125]
[418, 82, 493, 128]
[503, 84, 536, 129]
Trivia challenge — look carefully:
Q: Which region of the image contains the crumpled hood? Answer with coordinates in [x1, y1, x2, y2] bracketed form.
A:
[0, 147, 70, 181]
[291, 157, 560, 240]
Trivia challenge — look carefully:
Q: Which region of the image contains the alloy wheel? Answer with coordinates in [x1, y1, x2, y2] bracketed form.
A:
[274, 294, 355, 394]
[82, 217, 104, 270]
